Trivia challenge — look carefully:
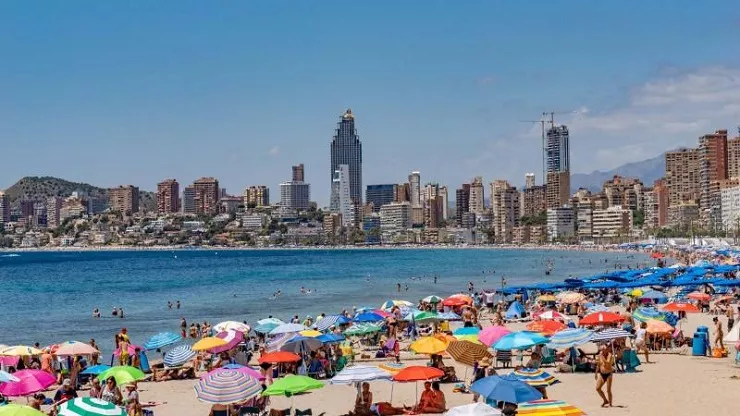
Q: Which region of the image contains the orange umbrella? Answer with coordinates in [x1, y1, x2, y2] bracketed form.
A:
[715, 295, 735, 303]
[442, 297, 468, 307]
[579, 312, 623, 326]
[526, 320, 566, 336]
[662, 302, 699, 313]
[646, 319, 673, 334]
[257, 351, 301, 364]
[687, 292, 710, 302]
[392, 366, 444, 382]
[650, 252, 664, 259]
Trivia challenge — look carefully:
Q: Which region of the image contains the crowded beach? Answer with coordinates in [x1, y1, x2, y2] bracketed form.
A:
[1, 245, 740, 416]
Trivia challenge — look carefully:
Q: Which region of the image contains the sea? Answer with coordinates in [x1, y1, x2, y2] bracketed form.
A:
[0, 248, 649, 354]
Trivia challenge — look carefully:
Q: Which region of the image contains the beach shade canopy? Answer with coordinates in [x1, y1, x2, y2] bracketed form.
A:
[470, 375, 542, 404]
[493, 332, 549, 351]
[546, 328, 594, 349]
[195, 370, 262, 404]
[632, 307, 667, 323]
[313, 314, 351, 332]
[97, 366, 146, 385]
[143, 332, 181, 351]
[579, 312, 624, 326]
[52, 341, 100, 356]
[0, 369, 56, 396]
[353, 312, 386, 323]
[505, 301, 526, 319]
[507, 368, 559, 388]
[392, 366, 444, 382]
[533, 310, 569, 321]
[330, 365, 393, 384]
[422, 295, 443, 304]
[163, 345, 196, 367]
[258, 351, 301, 364]
[410, 336, 448, 355]
[445, 403, 502, 416]
[191, 337, 227, 352]
[81, 365, 112, 375]
[590, 328, 634, 342]
[446, 340, 493, 367]
[516, 399, 586, 416]
[209, 330, 245, 354]
[380, 300, 413, 310]
[662, 302, 700, 313]
[262, 375, 324, 397]
[453, 327, 481, 336]
[298, 330, 322, 337]
[478, 326, 512, 347]
[526, 320, 566, 336]
[0, 370, 20, 382]
[269, 323, 309, 335]
[0, 346, 42, 357]
[639, 290, 668, 304]
[57, 397, 127, 416]
[316, 333, 345, 344]
[344, 323, 383, 336]
[280, 336, 323, 354]
[213, 321, 250, 334]
[0, 404, 45, 416]
[686, 292, 711, 301]
[646, 319, 673, 334]
[556, 292, 585, 304]
[112, 344, 143, 357]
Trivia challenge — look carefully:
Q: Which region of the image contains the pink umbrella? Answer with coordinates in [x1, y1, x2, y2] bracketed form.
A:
[0, 369, 56, 396]
[208, 365, 265, 380]
[372, 310, 392, 318]
[113, 344, 143, 356]
[53, 341, 99, 356]
[478, 326, 512, 347]
[208, 330, 245, 354]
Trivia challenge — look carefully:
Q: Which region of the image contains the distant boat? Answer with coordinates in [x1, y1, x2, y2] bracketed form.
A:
[0, 253, 20, 257]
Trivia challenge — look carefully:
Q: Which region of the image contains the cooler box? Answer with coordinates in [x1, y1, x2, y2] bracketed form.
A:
[692, 333, 707, 356]
[696, 326, 708, 334]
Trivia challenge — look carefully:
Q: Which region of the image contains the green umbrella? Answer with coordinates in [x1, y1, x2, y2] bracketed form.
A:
[97, 366, 146, 385]
[262, 375, 324, 397]
[57, 398, 127, 416]
[344, 323, 383, 336]
[0, 404, 45, 416]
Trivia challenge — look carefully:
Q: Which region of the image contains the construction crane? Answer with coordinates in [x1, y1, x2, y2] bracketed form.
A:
[520, 110, 575, 184]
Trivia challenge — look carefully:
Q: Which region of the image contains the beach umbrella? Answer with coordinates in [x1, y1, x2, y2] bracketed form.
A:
[591, 328, 634, 342]
[163, 345, 196, 367]
[213, 321, 251, 334]
[269, 323, 309, 335]
[556, 292, 585, 304]
[536, 295, 556, 303]
[493, 332, 549, 351]
[209, 365, 265, 381]
[629, 289, 644, 297]
[526, 320, 566, 336]
[191, 337, 227, 352]
[280, 336, 323, 354]
[142, 332, 181, 351]
[0, 404, 45, 416]
[257, 317, 284, 326]
[330, 365, 393, 384]
[262, 375, 324, 396]
[97, 366, 146, 385]
[56, 397, 127, 416]
[299, 329, 322, 337]
[209, 330, 245, 354]
[453, 327, 481, 336]
[442, 297, 469, 307]
[662, 302, 700, 313]
[639, 290, 668, 304]
[81, 365, 112, 375]
[446, 340, 492, 367]
[410, 336, 448, 355]
[448, 293, 474, 303]
[445, 403, 501, 416]
[0, 370, 20, 382]
[646, 319, 673, 334]
[478, 326, 512, 347]
[687, 292, 711, 301]
[507, 369, 559, 388]
[579, 312, 624, 326]
[0, 370, 56, 396]
[313, 314, 351, 332]
[456, 335, 484, 344]
[517, 399, 585, 415]
[632, 307, 667, 323]
[422, 295, 443, 304]
[438, 312, 463, 321]
[380, 300, 413, 310]
[533, 310, 568, 321]
[353, 312, 385, 323]
[546, 328, 594, 349]
[254, 322, 281, 334]
[392, 366, 444, 382]
[378, 362, 406, 374]
[435, 333, 458, 344]
[405, 311, 442, 323]
[258, 351, 301, 364]
[470, 375, 542, 404]
[195, 370, 262, 404]
[316, 333, 345, 344]
[344, 323, 383, 336]
[52, 341, 100, 356]
[0, 346, 42, 357]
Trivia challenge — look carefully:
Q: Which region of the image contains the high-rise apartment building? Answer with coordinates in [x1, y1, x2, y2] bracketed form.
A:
[455, 184, 471, 227]
[699, 130, 728, 228]
[491, 180, 520, 243]
[521, 185, 547, 218]
[0, 191, 9, 225]
[108, 185, 139, 214]
[292, 164, 305, 182]
[366, 185, 395, 213]
[393, 183, 410, 203]
[182, 186, 196, 214]
[192, 177, 220, 215]
[592, 206, 632, 241]
[157, 179, 180, 214]
[424, 196, 444, 229]
[665, 148, 701, 206]
[330, 109, 362, 205]
[643, 179, 669, 230]
[280, 182, 310, 211]
[408, 172, 421, 208]
[380, 201, 412, 235]
[547, 207, 575, 242]
[546, 171, 570, 208]
[243, 186, 270, 207]
[602, 175, 644, 212]
[331, 164, 354, 227]
[46, 196, 63, 228]
[525, 173, 536, 189]
[469, 177, 485, 215]
[547, 125, 570, 172]
[438, 186, 449, 220]
[728, 136, 740, 179]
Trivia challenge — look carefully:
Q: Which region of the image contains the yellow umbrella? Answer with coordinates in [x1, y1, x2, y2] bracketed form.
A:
[299, 330, 322, 337]
[0, 345, 42, 356]
[191, 337, 227, 351]
[455, 335, 483, 345]
[630, 289, 644, 297]
[556, 292, 585, 304]
[410, 336, 448, 355]
[537, 295, 556, 302]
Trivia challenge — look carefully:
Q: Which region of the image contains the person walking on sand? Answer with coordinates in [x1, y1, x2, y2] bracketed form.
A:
[595, 345, 614, 408]
[634, 322, 651, 363]
[713, 317, 724, 349]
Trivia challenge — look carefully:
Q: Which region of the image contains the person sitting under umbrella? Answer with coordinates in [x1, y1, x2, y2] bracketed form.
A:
[352, 382, 374, 416]
[429, 355, 456, 382]
[53, 379, 78, 404]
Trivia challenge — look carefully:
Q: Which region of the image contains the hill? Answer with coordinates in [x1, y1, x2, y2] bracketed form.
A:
[3, 176, 157, 211]
[571, 153, 666, 192]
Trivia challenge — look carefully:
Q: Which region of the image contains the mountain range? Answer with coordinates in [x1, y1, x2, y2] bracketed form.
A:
[570, 153, 665, 191]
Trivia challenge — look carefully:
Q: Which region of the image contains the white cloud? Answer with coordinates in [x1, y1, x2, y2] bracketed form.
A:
[268, 146, 280, 156]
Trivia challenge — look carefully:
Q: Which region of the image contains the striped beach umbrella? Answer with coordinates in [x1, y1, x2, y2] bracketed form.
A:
[591, 328, 633, 342]
[632, 307, 666, 323]
[194, 370, 262, 404]
[546, 328, 593, 349]
[164, 345, 196, 367]
[344, 323, 383, 336]
[330, 365, 393, 384]
[57, 398, 126, 416]
[143, 332, 181, 350]
[586, 304, 608, 314]
[269, 323, 308, 335]
[313, 314, 351, 332]
[446, 340, 493, 367]
[380, 300, 413, 310]
[517, 399, 585, 416]
[209, 330, 245, 353]
[422, 295, 443, 304]
[507, 368, 560, 388]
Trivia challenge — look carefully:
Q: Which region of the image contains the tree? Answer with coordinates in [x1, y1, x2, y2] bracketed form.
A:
[633, 209, 645, 228]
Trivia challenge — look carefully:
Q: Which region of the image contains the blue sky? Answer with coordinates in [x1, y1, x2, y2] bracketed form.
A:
[2, 1, 739, 204]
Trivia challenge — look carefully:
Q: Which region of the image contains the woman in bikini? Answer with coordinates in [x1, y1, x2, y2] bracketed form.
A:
[595, 345, 614, 408]
[353, 382, 374, 416]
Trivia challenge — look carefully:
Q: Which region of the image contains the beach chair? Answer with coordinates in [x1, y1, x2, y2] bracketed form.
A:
[540, 347, 556, 367]
[307, 360, 325, 379]
[495, 350, 512, 368]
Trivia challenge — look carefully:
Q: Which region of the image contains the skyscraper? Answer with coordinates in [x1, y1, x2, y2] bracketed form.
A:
[280, 182, 310, 211]
[469, 177, 485, 215]
[330, 109, 362, 205]
[699, 129, 728, 228]
[408, 172, 421, 208]
[546, 125, 570, 172]
[157, 179, 180, 214]
[0, 191, 9, 225]
[665, 148, 701, 206]
[182, 186, 196, 214]
[331, 164, 354, 227]
[525, 173, 536, 189]
[438, 186, 449, 220]
[108, 185, 140, 214]
[491, 180, 520, 243]
[366, 185, 395, 212]
[455, 184, 471, 227]
[192, 177, 220, 215]
[243, 186, 270, 207]
[728, 134, 740, 180]
[292, 164, 305, 182]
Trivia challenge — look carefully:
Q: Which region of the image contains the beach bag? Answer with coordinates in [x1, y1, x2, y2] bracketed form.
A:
[712, 347, 728, 358]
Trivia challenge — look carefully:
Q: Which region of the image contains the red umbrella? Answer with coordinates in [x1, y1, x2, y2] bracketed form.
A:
[257, 351, 301, 364]
[650, 252, 664, 259]
[579, 312, 624, 326]
[392, 366, 444, 382]
[442, 298, 468, 307]
[526, 320, 566, 336]
[662, 302, 700, 313]
[686, 292, 710, 302]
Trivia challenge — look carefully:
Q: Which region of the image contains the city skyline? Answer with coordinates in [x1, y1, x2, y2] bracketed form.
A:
[2, 2, 740, 203]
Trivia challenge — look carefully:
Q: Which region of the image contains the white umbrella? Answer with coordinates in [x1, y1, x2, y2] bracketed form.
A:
[213, 321, 251, 333]
[330, 365, 393, 384]
[445, 403, 502, 416]
[269, 323, 309, 335]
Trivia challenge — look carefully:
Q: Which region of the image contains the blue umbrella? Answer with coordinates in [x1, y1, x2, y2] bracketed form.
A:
[470, 375, 542, 404]
[317, 334, 345, 344]
[353, 312, 385, 323]
[493, 331, 549, 351]
[314, 314, 351, 332]
[546, 328, 594, 349]
[453, 327, 481, 336]
[81, 364, 112, 375]
[222, 363, 245, 370]
[143, 332, 182, 350]
[164, 345, 196, 367]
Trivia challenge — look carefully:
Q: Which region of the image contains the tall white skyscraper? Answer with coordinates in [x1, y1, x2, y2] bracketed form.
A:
[525, 173, 536, 189]
[408, 171, 421, 208]
[331, 164, 354, 227]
